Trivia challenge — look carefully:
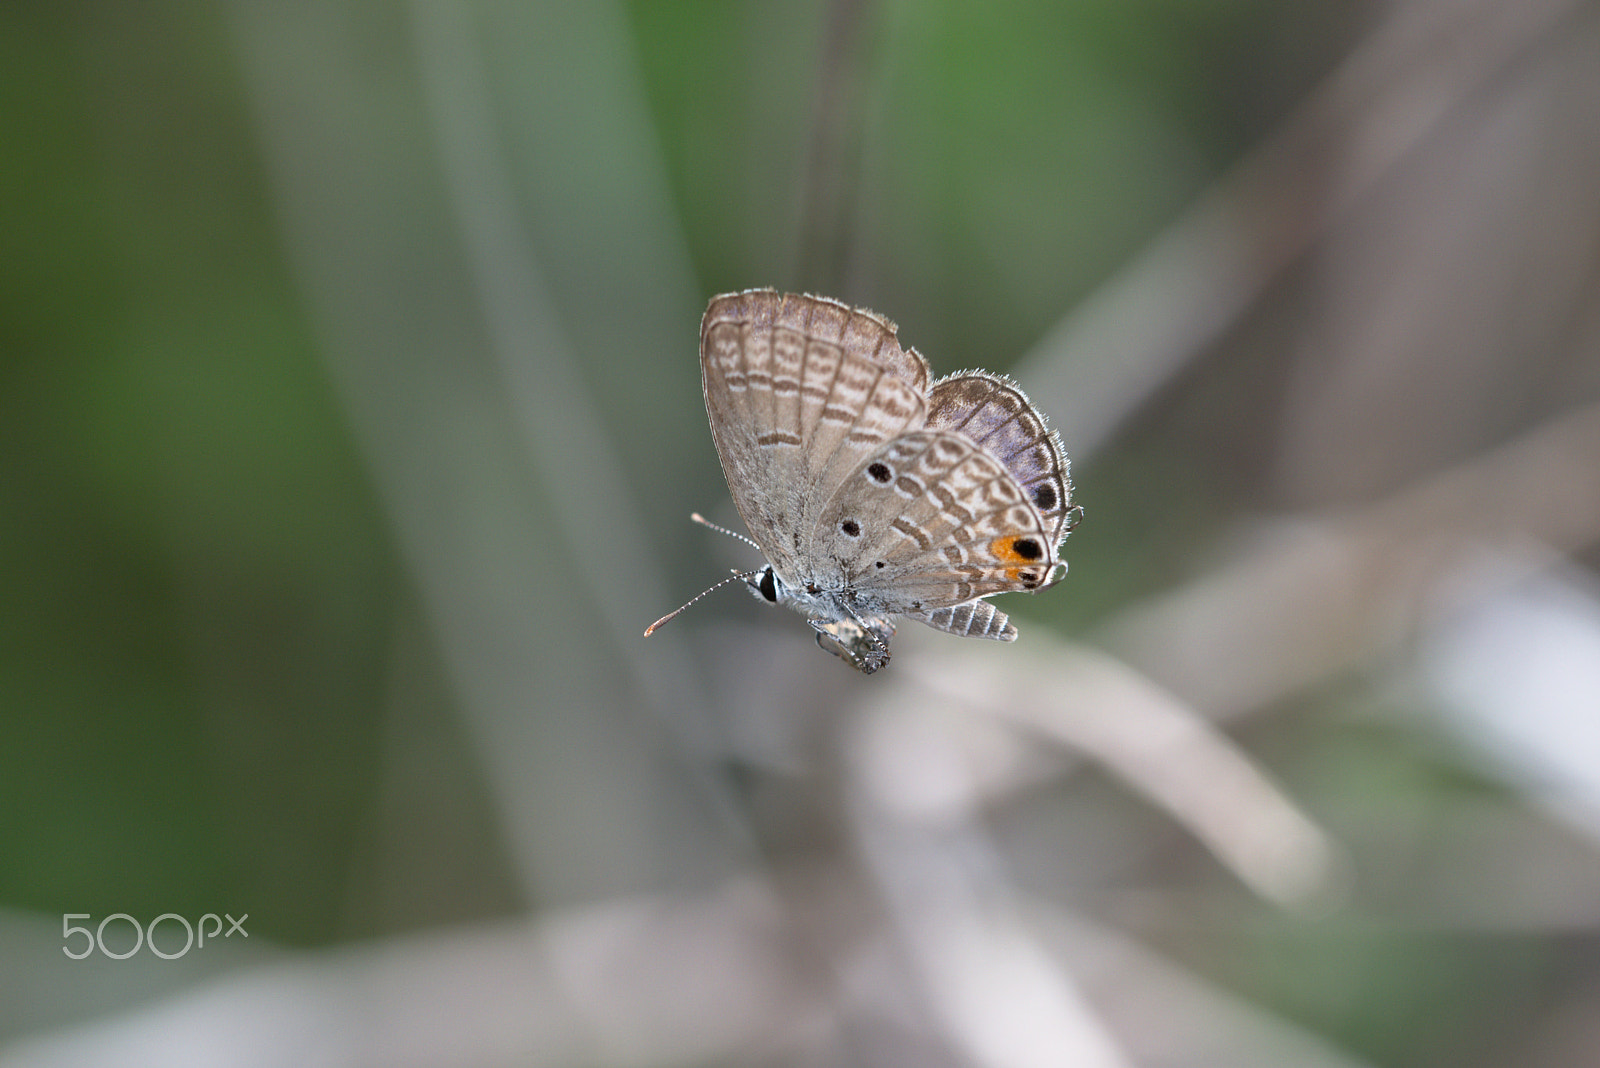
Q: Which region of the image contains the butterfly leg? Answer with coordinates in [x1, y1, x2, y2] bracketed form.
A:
[809, 613, 894, 674]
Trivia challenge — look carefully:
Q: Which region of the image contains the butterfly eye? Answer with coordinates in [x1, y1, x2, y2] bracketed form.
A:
[757, 567, 779, 603]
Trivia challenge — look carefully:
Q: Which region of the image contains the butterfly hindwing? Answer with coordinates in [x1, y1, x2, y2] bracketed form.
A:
[811, 430, 1060, 610]
[927, 372, 1072, 547]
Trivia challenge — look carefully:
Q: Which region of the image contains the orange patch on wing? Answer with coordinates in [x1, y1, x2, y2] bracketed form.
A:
[988, 535, 1044, 565]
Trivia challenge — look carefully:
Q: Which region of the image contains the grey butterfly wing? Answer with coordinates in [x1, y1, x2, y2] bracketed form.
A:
[927, 372, 1073, 547]
[811, 430, 1062, 618]
[701, 289, 931, 582]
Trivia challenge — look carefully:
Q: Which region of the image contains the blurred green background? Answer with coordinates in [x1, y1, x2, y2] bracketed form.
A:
[6, 1, 1600, 1066]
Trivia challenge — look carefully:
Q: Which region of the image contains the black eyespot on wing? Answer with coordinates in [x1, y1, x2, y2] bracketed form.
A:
[758, 567, 778, 603]
[1032, 484, 1057, 511]
[875, 560, 886, 569]
[867, 462, 892, 483]
[841, 519, 861, 537]
[1013, 537, 1042, 560]
[1020, 570, 1040, 589]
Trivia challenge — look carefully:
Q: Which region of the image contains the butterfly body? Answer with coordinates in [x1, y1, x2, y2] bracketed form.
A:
[696, 289, 1075, 673]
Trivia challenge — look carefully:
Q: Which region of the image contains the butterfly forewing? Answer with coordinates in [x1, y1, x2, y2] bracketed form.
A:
[701, 299, 801, 576]
[702, 290, 929, 585]
[764, 289, 930, 394]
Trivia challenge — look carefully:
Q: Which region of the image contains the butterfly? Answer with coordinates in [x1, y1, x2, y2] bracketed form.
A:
[649, 289, 1077, 673]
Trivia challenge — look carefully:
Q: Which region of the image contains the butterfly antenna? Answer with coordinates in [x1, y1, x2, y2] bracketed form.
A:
[690, 512, 762, 552]
[644, 568, 762, 636]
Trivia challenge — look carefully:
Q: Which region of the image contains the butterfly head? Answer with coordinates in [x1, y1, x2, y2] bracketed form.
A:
[744, 565, 893, 673]
[746, 565, 781, 605]
[742, 565, 827, 617]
